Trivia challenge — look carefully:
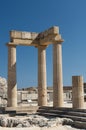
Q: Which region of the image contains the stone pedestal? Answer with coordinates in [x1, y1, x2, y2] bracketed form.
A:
[7, 45, 17, 107]
[53, 42, 63, 107]
[72, 76, 84, 109]
[38, 46, 47, 106]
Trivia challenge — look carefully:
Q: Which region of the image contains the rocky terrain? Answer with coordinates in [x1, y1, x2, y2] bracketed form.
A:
[0, 77, 85, 130]
[0, 114, 85, 130]
[0, 76, 7, 93]
[0, 114, 80, 129]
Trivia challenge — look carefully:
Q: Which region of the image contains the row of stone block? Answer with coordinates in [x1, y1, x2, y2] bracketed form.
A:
[10, 26, 59, 40]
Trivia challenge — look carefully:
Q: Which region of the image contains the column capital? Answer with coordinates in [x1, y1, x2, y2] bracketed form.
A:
[54, 39, 64, 44]
[6, 43, 17, 47]
[35, 45, 48, 49]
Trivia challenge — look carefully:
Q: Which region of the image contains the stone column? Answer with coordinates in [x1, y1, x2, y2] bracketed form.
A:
[38, 46, 47, 106]
[72, 76, 84, 109]
[7, 45, 17, 107]
[53, 42, 63, 107]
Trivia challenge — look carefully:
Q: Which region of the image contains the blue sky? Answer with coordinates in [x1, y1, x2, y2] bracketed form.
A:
[0, 0, 86, 88]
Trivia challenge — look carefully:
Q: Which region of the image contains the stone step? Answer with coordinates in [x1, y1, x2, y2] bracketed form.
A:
[16, 112, 28, 116]
[71, 121, 86, 129]
[37, 109, 86, 117]
[38, 112, 86, 122]
[39, 106, 86, 113]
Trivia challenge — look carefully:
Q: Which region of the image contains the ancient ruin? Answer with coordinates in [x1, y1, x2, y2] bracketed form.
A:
[72, 76, 84, 109]
[6, 26, 64, 108]
[0, 26, 84, 129]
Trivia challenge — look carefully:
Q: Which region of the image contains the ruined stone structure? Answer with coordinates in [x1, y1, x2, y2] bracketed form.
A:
[7, 26, 64, 107]
[72, 76, 84, 109]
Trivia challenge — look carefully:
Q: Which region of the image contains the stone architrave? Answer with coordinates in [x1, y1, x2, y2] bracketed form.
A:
[38, 46, 47, 106]
[7, 45, 17, 107]
[53, 42, 63, 107]
[72, 76, 84, 109]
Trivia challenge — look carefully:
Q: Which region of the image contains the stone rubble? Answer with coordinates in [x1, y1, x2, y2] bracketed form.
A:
[0, 114, 73, 128]
[0, 77, 7, 92]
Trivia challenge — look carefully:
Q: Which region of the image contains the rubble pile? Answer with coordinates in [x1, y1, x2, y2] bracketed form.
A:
[0, 115, 73, 128]
[0, 77, 7, 93]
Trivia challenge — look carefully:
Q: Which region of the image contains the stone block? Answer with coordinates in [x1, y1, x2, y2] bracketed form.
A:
[39, 26, 59, 38]
[13, 39, 33, 45]
[21, 32, 32, 39]
[72, 76, 84, 109]
[10, 30, 38, 40]
[31, 32, 39, 39]
[10, 31, 22, 39]
[39, 34, 62, 45]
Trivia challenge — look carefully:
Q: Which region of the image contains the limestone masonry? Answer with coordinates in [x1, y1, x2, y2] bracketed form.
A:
[6, 26, 64, 108]
[6, 26, 85, 110]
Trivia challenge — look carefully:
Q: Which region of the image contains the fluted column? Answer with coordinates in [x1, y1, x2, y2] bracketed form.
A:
[38, 46, 47, 106]
[53, 42, 63, 107]
[7, 45, 17, 107]
[72, 76, 84, 109]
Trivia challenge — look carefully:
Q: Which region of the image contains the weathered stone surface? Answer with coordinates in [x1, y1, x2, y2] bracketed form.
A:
[10, 31, 22, 39]
[53, 42, 63, 107]
[38, 26, 59, 38]
[38, 46, 47, 106]
[7, 45, 17, 107]
[9, 33, 63, 46]
[7, 26, 64, 112]
[0, 77, 7, 88]
[0, 117, 8, 127]
[39, 34, 62, 45]
[72, 121, 86, 129]
[12, 39, 35, 46]
[10, 27, 59, 40]
[0, 77, 7, 93]
[61, 118, 73, 125]
[47, 120, 57, 127]
[22, 32, 32, 39]
[10, 31, 38, 40]
[22, 121, 31, 127]
[0, 77, 7, 105]
[8, 26, 63, 46]
[72, 76, 84, 109]
[16, 123, 23, 128]
[0, 114, 83, 129]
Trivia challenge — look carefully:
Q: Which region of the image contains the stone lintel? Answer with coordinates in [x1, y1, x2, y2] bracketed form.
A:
[6, 39, 38, 46]
[37, 26, 59, 39]
[10, 31, 38, 40]
[10, 26, 59, 40]
[9, 26, 63, 46]
[39, 34, 63, 45]
[12, 39, 38, 46]
[7, 35, 63, 46]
